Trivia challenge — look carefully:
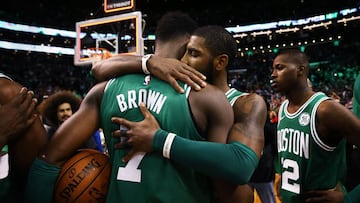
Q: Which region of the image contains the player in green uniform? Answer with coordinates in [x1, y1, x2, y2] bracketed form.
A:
[301, 72, 360, 203]
[93, 25, 266, 203]
[25, 12, 238, 203]
[102, 73, 234, 202]
[270, 48, 360, 202]
[0, 73, 47, 202]
[277, 91, 346, 201]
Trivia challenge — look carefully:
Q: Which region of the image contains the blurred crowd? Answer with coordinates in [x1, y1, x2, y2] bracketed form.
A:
[0, 39, 359, 109]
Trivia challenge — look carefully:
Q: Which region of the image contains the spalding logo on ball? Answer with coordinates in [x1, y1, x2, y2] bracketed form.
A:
[54, 149, 111, 203]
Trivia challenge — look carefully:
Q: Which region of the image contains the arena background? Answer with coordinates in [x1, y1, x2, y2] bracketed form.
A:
[0, 0, 359, 106]
[1, 1, 360, 202]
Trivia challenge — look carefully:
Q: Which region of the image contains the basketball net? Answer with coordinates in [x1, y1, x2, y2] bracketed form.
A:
[88, 48, 112, 60]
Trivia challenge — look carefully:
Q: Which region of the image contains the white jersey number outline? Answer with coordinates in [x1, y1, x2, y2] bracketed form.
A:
[282, 158, 300, 194]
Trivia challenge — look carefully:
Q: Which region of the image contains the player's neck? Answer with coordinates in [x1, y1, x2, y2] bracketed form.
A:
[155, 42, 182, 59]
[287, 87, 314, 106]
[213, 76, 230, 93]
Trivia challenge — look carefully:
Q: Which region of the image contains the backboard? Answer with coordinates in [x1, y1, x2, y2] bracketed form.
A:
[74, 11, 143, 66]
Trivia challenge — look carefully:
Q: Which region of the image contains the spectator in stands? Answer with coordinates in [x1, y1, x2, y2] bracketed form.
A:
[37, 90, 103, 152]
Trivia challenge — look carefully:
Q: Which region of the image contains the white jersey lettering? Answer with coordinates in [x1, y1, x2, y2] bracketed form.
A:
[116, 89, 167, 114]
[278, 128, 309, 159]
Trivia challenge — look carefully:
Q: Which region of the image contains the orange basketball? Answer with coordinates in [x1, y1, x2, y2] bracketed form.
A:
[54, 149, 111, 203]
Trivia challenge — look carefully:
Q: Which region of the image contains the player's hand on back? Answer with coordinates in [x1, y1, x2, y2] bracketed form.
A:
[112, 103, 160, 162]
[0, 87, 38, 141]
[148, 55, 207, 93]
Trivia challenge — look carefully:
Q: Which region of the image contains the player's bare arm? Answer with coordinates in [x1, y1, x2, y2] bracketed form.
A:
[147, 55, 207, 92]
[42, 82, 106, 166]
[0, 87, 38, 148]
[0, 79, 47, 184]
[298, 98, 360, 203]
[92, 55, 143, 81]
[91, 54, 206, 93]
[211, 93, 266, 203]
[230, 93, 267, 159]
[316, 99, 360, 147]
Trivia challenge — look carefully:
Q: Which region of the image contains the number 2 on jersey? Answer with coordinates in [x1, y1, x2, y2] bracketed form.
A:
[282, 158, 300, 194]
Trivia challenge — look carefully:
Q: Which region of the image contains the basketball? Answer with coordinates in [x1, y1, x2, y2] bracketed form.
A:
[54, 149, 111, 203]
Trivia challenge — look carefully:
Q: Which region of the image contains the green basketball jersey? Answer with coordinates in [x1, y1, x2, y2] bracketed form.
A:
[100, 74, 211, 203]
[225, 88, 248, 106]
[277, 92, 346, 202]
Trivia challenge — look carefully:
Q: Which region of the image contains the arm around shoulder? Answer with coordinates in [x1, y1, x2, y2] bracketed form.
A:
[91, 55, 143, 82]
[152, 87, 258, 184]
[153, 129, 259, 184]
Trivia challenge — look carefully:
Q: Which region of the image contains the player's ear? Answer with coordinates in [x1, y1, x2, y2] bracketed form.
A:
[297, 65, 305, 76]
[214, 54, 228, 71]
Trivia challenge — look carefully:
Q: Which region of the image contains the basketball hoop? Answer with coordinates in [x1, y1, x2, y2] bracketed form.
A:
[88, 47, 112, 60]
[74, 12, 143, 66]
